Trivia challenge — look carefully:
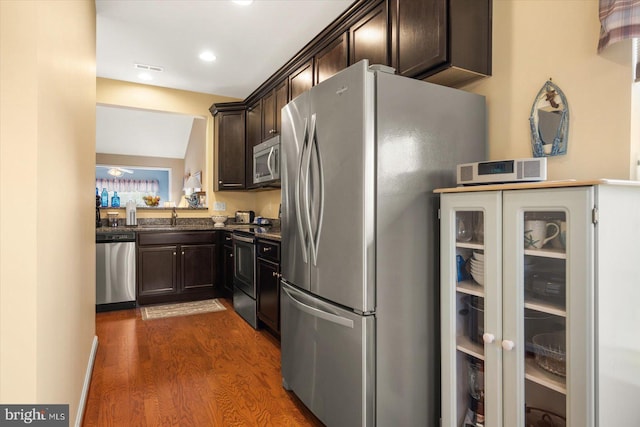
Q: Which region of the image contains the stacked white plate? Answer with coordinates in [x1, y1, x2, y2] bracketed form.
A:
[470, 251, 484, 285]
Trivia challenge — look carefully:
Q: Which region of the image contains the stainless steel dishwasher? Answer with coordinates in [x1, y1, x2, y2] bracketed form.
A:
[96, 231, 136, 312]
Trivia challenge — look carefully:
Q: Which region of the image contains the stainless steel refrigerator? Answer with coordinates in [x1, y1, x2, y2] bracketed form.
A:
[280, 60, 486, 426]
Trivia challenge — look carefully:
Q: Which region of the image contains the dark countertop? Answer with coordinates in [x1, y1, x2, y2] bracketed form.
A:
[96, 223, 281, 241]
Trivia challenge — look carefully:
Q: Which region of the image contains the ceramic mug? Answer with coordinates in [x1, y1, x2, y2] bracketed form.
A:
[524, 220, 559, 249]
[550, 220, 567, 249]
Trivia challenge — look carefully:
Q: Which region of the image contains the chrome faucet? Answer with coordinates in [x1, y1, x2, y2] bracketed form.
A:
[171, 207, 178, 226]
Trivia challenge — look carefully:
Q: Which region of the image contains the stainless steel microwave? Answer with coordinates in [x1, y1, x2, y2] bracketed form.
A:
[253, 135, 280, 184]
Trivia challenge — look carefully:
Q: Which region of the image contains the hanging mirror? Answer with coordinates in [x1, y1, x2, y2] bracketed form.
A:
[529, 80, 569, 157]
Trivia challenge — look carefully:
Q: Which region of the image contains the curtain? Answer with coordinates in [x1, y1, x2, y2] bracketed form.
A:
[598, 0, 640, 52]
[96, 179, 159, 193]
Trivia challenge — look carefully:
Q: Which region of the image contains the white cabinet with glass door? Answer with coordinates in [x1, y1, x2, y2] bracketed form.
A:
[438, 181, 640, 427]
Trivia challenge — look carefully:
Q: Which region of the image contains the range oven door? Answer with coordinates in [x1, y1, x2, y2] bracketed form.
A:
[232, 233, 256, 298]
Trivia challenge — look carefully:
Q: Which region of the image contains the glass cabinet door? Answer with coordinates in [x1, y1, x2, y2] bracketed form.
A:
[502, 187, 594, 427]
[441, 192, 502, 427]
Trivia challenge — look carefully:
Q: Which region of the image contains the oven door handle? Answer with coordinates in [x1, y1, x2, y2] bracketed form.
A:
[233, 235, 255, 244]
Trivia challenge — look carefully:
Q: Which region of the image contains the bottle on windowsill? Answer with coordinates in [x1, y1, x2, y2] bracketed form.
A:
[111, 191, 120, 208]
[100, 188, 108, 207]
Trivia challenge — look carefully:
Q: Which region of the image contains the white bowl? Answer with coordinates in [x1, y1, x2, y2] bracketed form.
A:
[211, 215, 227, 228]
[469, 260, 484, 270]
[471, 268, 484, 277]
[471, 272, 485, 286]
[473, 251, 484, 261]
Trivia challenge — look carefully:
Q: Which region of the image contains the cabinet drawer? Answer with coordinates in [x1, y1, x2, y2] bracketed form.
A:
[138, 231, 216, 246]
[257, 239, 280, 262]
[222, 232, 233, 247]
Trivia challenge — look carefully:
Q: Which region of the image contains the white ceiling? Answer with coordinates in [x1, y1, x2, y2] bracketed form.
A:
[96, 105, 201, 158]
[95, 0, 353, 159]
[96, 0, 353, 98]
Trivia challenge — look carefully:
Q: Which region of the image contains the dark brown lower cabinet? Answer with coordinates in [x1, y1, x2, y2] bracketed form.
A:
[181, 244, 217, 292]
[256, 239, 281, 336]
[137, 231, 220, 305]
[138, 246, 178, 298]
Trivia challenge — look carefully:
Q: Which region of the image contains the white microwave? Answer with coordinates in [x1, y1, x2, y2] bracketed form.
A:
[253, 135, 280, 185]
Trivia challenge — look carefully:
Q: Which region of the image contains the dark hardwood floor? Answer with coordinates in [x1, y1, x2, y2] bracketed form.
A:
[83, 298, 323, 426]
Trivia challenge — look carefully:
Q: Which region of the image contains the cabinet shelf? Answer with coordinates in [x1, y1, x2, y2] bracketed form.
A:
[525, 356, 566, 395]
[456, 241, 484, 250]
[456, 335, 484, 360]
[456, 280, 485, 297]
[524, 297, 566, 317]
[524, 248, 566, 259]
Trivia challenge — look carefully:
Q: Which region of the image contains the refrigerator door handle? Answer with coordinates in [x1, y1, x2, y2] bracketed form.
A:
[282, 285, 354, 328]
[303, 115, 316, 262]
[295, 118, 309, 264]
[310, 113, 325, 266]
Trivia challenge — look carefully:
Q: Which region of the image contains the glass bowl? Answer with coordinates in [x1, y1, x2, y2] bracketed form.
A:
[532, 332, 566, 376]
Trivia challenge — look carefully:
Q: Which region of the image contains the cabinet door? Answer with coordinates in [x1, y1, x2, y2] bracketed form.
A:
[181, 244, 217, 292]
[138, 246, 178, 298]
[441, 192, 502, 427]
[217, 109, 246, 190]
[262, 91, 276, 140]
[315, 32, 348, 84]
[274, 79, 288, 135]
[257, 258, 280, 333]
[289, 59, 313, 100]
[246, 100, 262, 187]
[390, 0, 446, 77]
[502, 187, 593, 427]
[350, 1, 388, 66]
[223, 244, 234, 293]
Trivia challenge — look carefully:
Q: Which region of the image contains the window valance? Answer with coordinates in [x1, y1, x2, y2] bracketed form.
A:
[96, 178, 159, 193]
[598, 0, 640, 51]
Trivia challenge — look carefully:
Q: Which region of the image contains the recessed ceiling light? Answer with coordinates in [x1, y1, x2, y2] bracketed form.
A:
[232, 0, 253, 6]
[138, 72, 153, 81]
[199, 51, 217, 62]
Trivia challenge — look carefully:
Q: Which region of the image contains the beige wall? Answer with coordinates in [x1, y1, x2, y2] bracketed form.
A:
[0, 0, 97, 423]
[96, 153, 185, 204]
[184, 118, 207, 187]
[255, 190, 281, 219]
[463, 0, 637, 181]
[97, 78, 259, 217]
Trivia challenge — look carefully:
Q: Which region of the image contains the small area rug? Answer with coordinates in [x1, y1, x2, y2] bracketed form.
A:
[141, 299, 226, 320]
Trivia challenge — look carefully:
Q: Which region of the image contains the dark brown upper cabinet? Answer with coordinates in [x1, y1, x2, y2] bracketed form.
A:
[246, 99, 262, 188]
[289, 59, 314, 101]
[211, 103, 246, 191]
[390, 0, 491, 86]
[262, 79, 288, 140]
[210, 0, 491, 193]
[314, 33, 349, 84]
[350, 1, 389, 67]
[390, 0, 446, 77]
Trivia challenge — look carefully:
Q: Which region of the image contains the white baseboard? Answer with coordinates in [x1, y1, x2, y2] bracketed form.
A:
[75, 336, 98, 427]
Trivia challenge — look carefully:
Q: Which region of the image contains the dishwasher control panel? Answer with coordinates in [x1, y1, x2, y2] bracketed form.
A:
[96, 231, 136, 243]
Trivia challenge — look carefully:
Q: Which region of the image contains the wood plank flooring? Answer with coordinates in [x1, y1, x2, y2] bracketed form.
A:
[83, 298, 324, 426]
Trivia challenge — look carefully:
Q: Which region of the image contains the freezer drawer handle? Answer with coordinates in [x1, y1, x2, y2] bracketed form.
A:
[283, 286, 354, 328]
